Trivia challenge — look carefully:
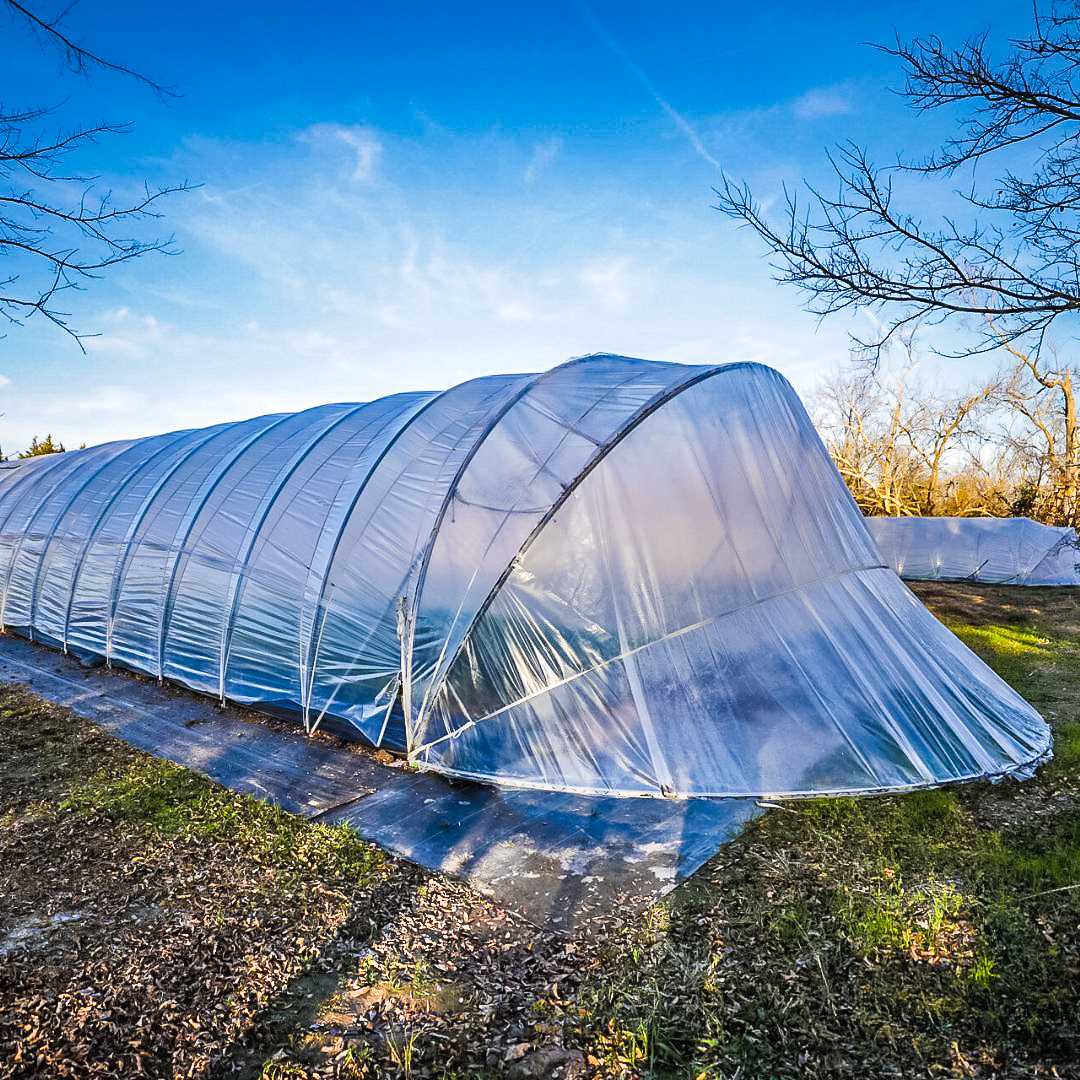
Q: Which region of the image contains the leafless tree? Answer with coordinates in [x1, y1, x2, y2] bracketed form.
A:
[2, 1, 188, 349]
[716, 4, 1080, 523]
[898, 379, 998, 514]
[814, 341, 999, 518]
[993, 337, 1078, 519]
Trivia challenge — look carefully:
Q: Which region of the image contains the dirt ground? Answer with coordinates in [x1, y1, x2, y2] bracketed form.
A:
[1, 582, 1078, 1079]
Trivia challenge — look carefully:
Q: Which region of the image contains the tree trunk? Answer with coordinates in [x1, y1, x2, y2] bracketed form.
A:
[1062, 371, 1078, 527]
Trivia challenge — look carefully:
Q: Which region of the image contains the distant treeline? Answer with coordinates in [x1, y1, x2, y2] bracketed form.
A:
[1, 435, 68, 461]
[816, 346, 1078, 529]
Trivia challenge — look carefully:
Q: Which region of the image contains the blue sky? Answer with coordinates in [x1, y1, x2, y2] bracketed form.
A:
[2, 0, 1030, 450]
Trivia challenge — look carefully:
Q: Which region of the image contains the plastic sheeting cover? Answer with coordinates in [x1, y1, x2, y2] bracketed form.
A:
[0, 356, 1051, 799]
[868, 516, 1080, 586]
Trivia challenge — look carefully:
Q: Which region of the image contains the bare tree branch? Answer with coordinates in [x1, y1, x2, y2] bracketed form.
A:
[715, 2, 1080, 523]
[1, 1, 188, 349]
[3, 0, 174, 96]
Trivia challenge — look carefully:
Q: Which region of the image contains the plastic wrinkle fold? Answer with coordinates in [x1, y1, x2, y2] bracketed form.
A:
[0, 355, 1052, 799]
[413, 562, 889, 754]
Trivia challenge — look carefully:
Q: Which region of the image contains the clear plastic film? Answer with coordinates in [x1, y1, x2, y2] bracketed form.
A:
[303, 373, 531, 742]
[413, 365, 1050, 796]
[868, 516, 1080, 585]
[0, 357, 1052, 798]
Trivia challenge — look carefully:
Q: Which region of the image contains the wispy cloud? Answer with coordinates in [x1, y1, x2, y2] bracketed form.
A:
[41, 384, 150, 418]
[791, 85, 855, 120]
[523, 136, 563, 185]
[299, 122, 383, 181]
[579, 257, 645, 311]
[577, 2, 721, 170]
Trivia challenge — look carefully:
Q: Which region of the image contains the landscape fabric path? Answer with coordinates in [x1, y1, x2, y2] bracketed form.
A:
[0, 633, 759, 927]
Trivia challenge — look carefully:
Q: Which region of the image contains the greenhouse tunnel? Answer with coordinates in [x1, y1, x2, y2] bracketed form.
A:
[0, 355, 1051, 798]
[868, 515, 1080, 586]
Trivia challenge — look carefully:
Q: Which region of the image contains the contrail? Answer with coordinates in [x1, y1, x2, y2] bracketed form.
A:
[577, 2, 722, 170]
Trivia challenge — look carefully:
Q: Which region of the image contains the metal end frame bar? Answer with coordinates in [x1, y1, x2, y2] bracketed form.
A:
[410, 362, 762, 753]
[397, 369, 574, 748]
[408, 359, 718, 737]
[402, 354, 609, 750]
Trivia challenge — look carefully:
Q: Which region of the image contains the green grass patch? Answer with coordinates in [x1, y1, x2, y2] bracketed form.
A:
[981, 808, 1080, 896]
[790, 787, 1080, 906]
[842, 877, 965, 956]
[954, 623, 1057, 660]
[60, 755, 384, 884]
[945, 619, 1080, 685]
[1051, 720, 1080, 774]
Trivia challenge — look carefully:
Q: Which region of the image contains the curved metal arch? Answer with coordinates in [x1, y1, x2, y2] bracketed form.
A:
[406, 358, 704, 729]
[0, 443, 132, 630]
[410, 362, 761, 750]
[301, 375, 566, 738]
[301, 386, 528, 738]
[26, 438, 162, 642]
[105, 421, 248, 664]
[401, 353, 617, 744]
[60, 428, 199, 651]
[0, 449, 93, 562]
[154, 411, 300, 680]
[216, 402, 373, 701]
[296, 389, 452, 728]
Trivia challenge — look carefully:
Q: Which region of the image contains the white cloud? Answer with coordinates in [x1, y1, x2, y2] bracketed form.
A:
[579, 257, 644, 311]
[791, 85, 854, 120]
[523, 137, 563, 185]
[299, 123, 383, 182]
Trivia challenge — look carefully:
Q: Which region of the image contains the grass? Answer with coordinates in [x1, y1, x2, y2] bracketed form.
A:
[1, 581, 1079, 1078]
[59, 756, 383, 883]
